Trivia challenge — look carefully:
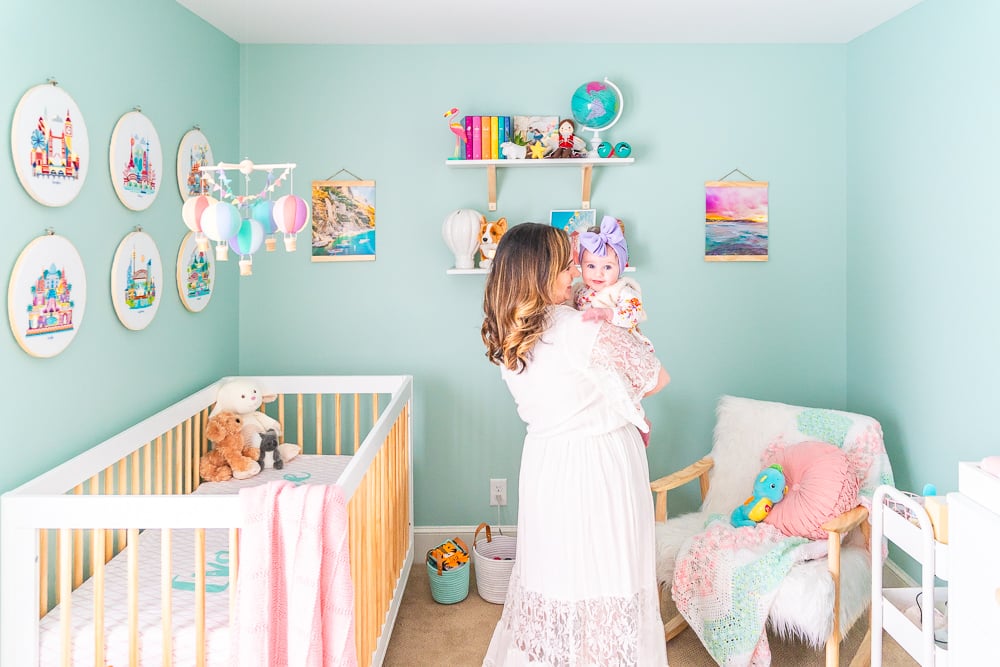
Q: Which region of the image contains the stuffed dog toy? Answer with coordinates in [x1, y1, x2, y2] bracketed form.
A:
[200, 412, 261, 482]
[478, 216, 507, 269]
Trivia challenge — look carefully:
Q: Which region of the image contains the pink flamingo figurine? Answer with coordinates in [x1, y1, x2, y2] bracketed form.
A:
[444, 107, 466, 159]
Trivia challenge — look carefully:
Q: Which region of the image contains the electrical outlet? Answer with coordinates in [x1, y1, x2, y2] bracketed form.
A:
[490, 478, 507, 506]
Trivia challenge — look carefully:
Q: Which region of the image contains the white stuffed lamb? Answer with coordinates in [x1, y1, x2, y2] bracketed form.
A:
[210, 379, 300, 465]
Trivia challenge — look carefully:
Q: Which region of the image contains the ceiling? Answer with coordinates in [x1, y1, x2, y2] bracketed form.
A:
[176, 0, 923, 45]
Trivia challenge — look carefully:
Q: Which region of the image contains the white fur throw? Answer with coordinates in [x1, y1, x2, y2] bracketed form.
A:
[655, 395, 893, 649]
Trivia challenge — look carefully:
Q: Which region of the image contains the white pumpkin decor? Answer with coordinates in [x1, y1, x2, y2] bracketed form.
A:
[442, 208, 483, 270]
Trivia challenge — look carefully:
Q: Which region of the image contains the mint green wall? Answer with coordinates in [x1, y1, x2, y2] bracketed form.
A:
[846, 0, 997, 496]
[0, 2, 240, 494]
[237, 45, 849, 525]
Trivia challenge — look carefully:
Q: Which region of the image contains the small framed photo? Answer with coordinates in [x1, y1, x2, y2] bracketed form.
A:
[550, 208, 597, 260]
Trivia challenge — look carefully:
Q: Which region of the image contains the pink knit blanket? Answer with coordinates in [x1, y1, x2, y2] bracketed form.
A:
[231, 480, 357, 667]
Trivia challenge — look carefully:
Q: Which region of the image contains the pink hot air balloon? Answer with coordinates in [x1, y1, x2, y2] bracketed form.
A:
[272, 194, 309, 251]
[181, 194, 217, 251]
[229, 218, 265, 276]
[200, 200, 241, 261]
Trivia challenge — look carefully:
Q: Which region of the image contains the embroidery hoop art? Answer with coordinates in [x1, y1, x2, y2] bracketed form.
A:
[111, 230, 163, 330]
[109, 110, 163, 211]
[8, 234, 88, 358]
[10, 83, 90, 207]
[176, 128, 213, 202]
[176, 231, 215, 313]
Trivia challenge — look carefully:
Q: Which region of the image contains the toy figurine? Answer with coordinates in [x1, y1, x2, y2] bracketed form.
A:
[444, 107, 466, 160]
[731, 464, 788, 527]
[549, 118, 585, 159]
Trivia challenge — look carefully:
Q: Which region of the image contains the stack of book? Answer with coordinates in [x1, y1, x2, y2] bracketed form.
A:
[462, 115, 512, 160]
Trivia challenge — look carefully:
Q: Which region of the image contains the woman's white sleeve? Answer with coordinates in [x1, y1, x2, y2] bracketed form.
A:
[587, 322, 661, 429]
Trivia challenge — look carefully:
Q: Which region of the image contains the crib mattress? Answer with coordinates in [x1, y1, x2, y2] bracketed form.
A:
[38, 454, 352, 666]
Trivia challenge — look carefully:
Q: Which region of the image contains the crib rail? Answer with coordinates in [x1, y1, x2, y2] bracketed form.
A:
[1, 375, 414, 667]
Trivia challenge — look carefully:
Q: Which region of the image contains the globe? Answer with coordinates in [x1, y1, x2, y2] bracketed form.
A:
[570, 79, 623, 131]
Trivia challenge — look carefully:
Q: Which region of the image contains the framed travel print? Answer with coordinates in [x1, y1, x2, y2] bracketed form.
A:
[311, 180, 376, 262]
[10, 83, 90, 207]
[177, 128, 213, 202]
[109, 110, 163, 211]
[8, 234, 87, 358]
[111, 230, 163, 330]
[705, 180, 769, 262]
[176, 231, 214, 313]
[550, 208, 597, 261]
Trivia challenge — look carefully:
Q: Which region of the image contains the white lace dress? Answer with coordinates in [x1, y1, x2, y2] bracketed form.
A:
[483, 305, 667, 667]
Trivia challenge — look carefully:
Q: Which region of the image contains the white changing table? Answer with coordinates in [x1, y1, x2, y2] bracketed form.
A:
[870, 485, 949, 666]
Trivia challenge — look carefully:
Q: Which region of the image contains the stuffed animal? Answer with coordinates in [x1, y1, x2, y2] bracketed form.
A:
[200, 412, 261, 482]
[478, 216, 507, 269]
[211, 379, 283, 450]
[257, 428, 283, 470]
[731, 464, 788, 527]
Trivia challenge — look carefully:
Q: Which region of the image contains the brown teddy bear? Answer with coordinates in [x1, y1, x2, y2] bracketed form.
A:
[199, 411, 261, 482]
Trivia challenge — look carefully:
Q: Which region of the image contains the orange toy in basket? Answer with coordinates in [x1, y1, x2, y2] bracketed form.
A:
[427, 538, 469, 574]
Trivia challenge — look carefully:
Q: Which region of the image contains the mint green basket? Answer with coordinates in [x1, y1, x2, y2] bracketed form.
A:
[426, 540, 470, 604]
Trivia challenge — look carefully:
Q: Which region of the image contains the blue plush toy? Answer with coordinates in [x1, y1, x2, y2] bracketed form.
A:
[730, 464, 788, 527]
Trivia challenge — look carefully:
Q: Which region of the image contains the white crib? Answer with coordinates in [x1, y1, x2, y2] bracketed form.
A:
[1, 375, 414, 666]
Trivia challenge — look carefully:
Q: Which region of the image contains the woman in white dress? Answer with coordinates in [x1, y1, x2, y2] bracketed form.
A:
[481, 222, 670, 666]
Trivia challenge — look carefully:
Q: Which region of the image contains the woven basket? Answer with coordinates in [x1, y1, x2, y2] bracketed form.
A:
[426, 538, 470, 604]
[472, 522, 517, 604]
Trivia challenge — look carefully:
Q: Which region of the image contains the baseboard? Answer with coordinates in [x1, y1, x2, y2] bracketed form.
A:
[415, 525, 517, 557]
[884, 557, 918, 587]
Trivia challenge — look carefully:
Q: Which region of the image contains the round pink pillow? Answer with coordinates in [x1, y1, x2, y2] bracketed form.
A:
[762, 441, 860, 540]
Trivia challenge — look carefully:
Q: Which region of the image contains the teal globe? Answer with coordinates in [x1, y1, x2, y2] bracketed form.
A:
[570, 80, 622, 130]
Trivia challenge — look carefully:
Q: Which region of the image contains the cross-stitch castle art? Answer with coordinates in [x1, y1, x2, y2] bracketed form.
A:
[123, 248, 157, 310]
[25, 264, 76, 337]
[184, 247, 212, 299]
[121, 135, 157, 195]
[29, 110, 81, 179]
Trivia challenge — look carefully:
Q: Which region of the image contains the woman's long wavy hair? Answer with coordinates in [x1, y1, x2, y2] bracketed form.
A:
[482, 222, 571, 372]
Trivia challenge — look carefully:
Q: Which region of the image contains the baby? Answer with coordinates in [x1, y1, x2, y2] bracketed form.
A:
[574, 215, 655, 445]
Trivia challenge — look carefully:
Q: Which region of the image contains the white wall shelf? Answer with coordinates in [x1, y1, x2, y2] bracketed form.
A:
[445, 157, 634, 211]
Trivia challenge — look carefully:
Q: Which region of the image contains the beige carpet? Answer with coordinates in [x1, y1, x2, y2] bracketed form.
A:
[384, 564, 918, 666]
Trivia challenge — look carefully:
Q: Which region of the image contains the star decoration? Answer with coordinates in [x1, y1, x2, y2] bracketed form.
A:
[529, 142, 547, 159]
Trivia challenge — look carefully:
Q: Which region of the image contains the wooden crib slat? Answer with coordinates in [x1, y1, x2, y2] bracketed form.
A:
[184, 418, 193, 495]
[174, 425, 184, 495]
[335, 394, 342, 455]
[195, 528, 206, 667]
[315, 394, 323, 454]
[59, 528, 71, 667]
[118, 459, 127, 549]
[161, 529, 172, 667]
[143, 442, 152, 495]
[296, 393, 304, 450]
[104, 470, 114, 558]
[72, 486, 83, 589]
[155, 435, 163, 495]
[354, 394, 361, 454]
[128, 527, 139, 667]
[93, 528, 106, 667]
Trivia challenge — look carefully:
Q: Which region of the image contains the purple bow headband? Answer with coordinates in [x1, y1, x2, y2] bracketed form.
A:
[578, 215, 628, 275]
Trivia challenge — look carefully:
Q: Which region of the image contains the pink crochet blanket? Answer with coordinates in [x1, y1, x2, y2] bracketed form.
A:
[231, 480, 357, 667]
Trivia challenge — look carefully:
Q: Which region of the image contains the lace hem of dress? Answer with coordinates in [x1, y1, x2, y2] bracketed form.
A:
[588, 323, 660, 429]
[488, 570, 661, 666]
